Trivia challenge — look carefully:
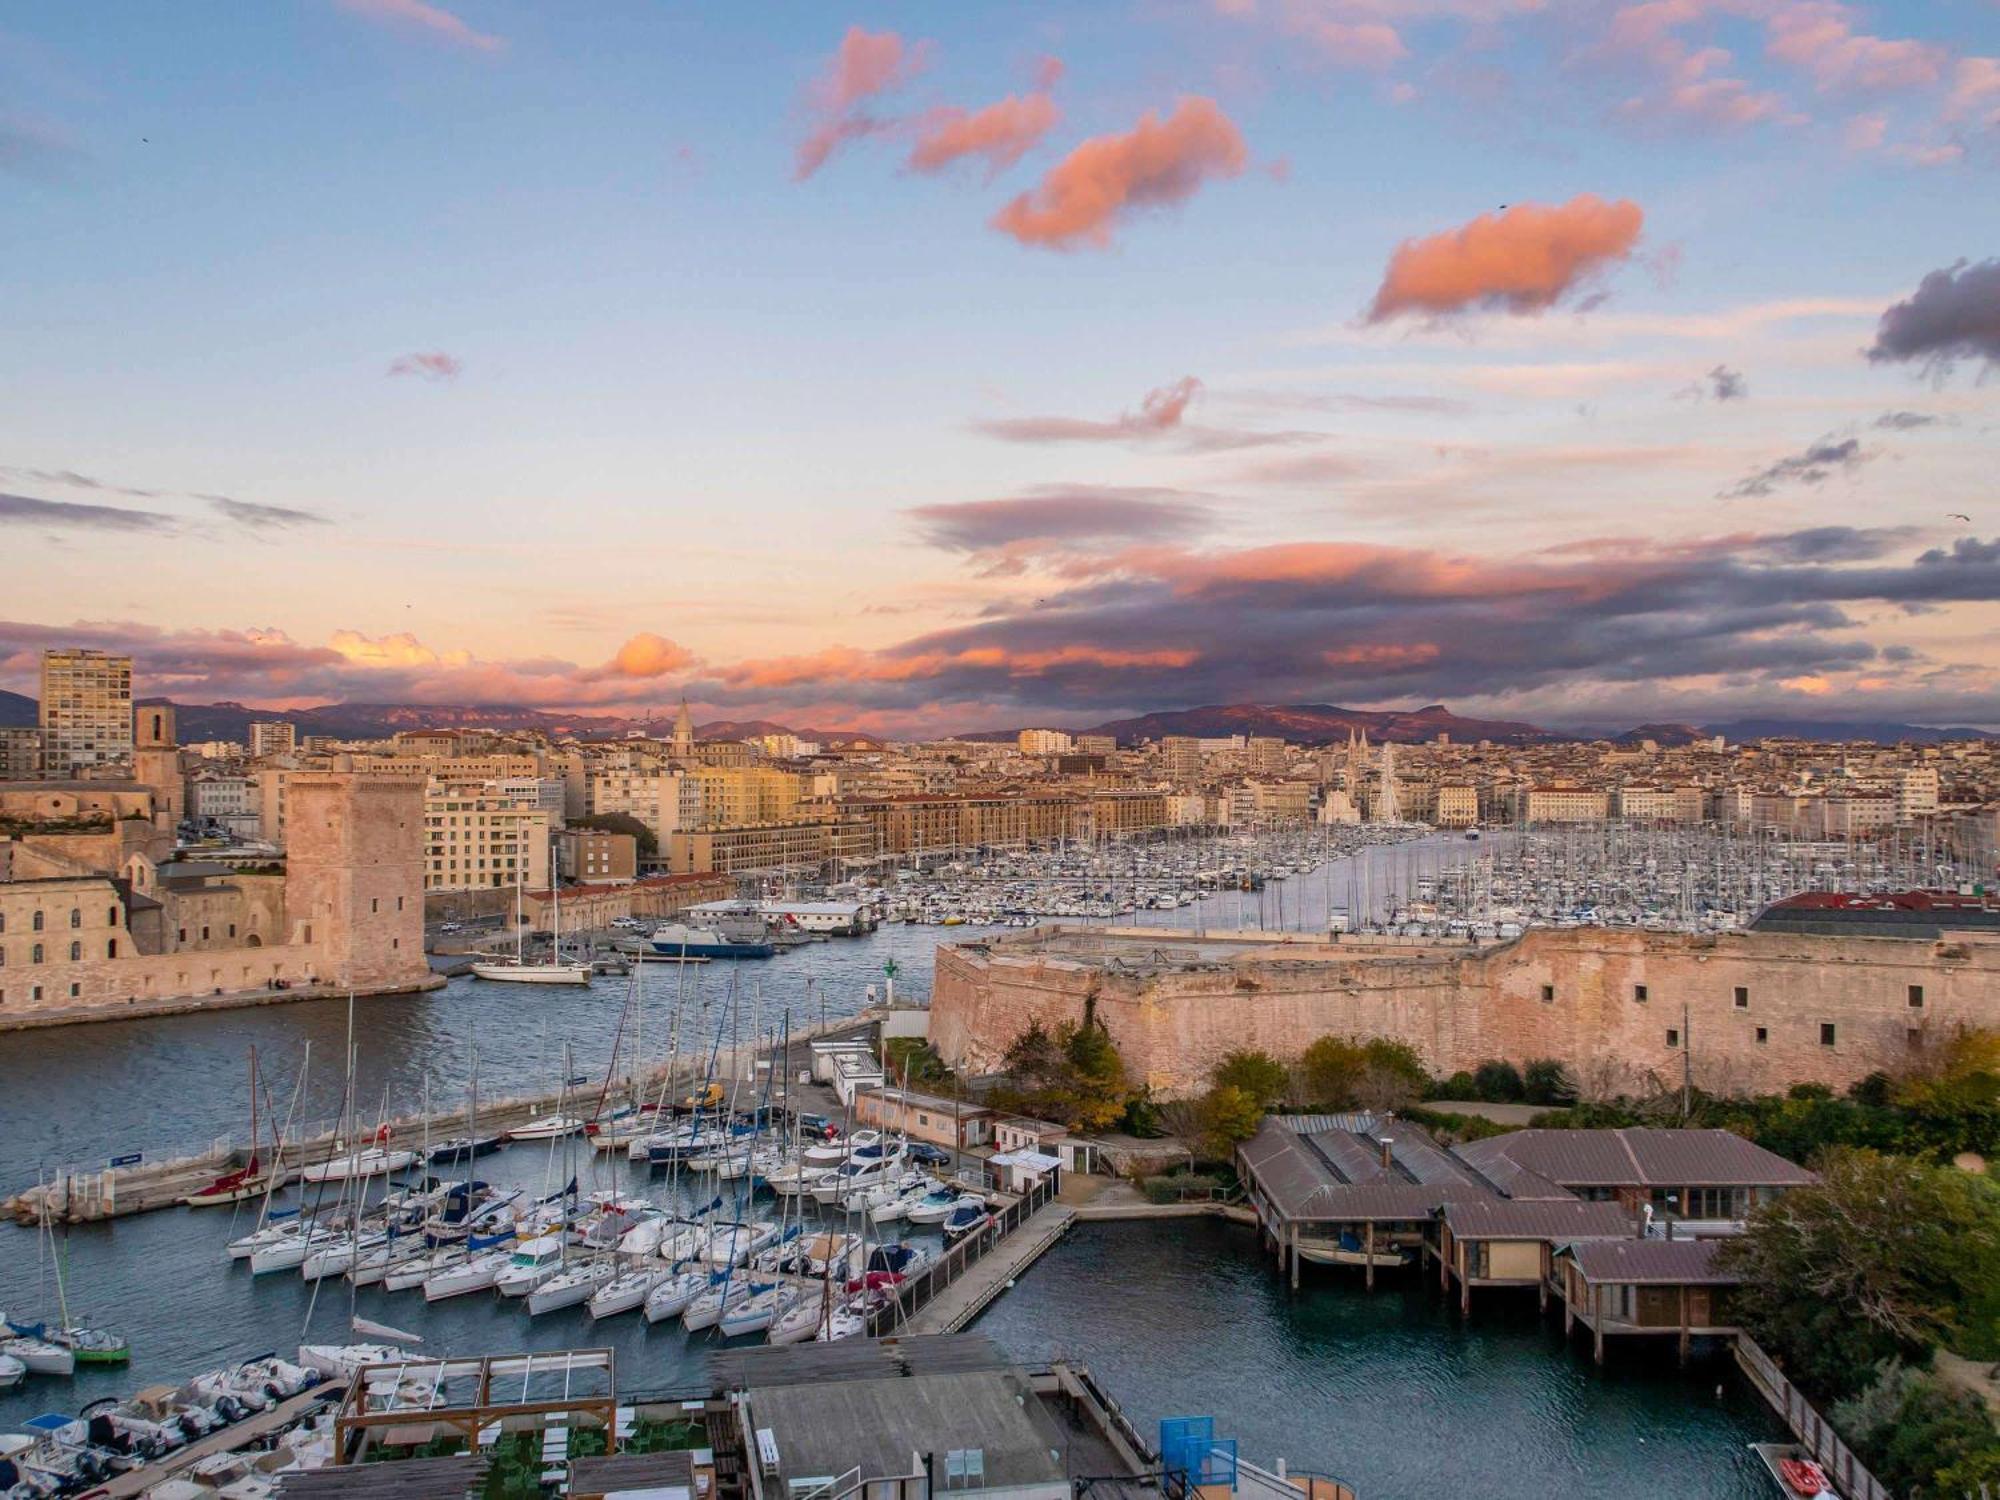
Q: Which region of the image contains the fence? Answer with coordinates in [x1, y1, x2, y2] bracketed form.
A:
[1734, 1335, 1892, 1500]
[867, 1175, 1062, 1335]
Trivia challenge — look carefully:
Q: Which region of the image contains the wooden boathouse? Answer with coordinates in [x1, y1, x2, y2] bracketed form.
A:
[1236, 1114, 1808, 1360]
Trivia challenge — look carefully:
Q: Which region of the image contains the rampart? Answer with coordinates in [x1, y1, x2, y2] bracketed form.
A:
[930, 924, 2000, 1098]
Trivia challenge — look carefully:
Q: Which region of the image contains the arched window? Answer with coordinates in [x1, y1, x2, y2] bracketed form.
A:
[107, 939, 118, 959]
[107, 906, 117, 926]
[32, 911, 44, 932]
[32, 943, 44, 965]
[69, 909, 81, 929]
[68, 941, 81, 962]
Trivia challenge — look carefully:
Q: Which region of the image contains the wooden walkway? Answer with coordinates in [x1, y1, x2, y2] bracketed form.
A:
[95, 1385, 342, 1499]
[900, 1203, 1076, 1334]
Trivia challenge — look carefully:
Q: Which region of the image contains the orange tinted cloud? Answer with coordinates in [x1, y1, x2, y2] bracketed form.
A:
[1367, 194, 1645, 321]
[991, 97, 1249, 250]
[909, 91, 1061, 175]
[1323, 643, 1441, 668]
[599, 631, 697, 679]
[1764, 2, 1945, 93]
[795, 27, 927, 179]
[718, 642, 1195, 690]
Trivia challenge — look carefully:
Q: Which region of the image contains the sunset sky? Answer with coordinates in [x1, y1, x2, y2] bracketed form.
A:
[4, 1, 1998, 735]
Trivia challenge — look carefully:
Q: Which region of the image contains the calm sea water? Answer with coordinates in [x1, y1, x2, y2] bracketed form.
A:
[974, 1218, 1785, 1500]
[4, 833, 1664, 1483]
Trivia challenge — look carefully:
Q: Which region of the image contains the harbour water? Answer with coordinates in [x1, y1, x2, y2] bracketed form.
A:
[0, 831, 1787, 1493]
[974, 1218, 1786, 1500]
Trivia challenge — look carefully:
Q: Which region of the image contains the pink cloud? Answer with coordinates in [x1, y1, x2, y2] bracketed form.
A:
[335, 0, 502, 53]
[386, 351, 462, 381]
[1946, 56, 2000, 127]
[795, 27, 928, 179]
[908, 90, 1061, 175]
[1367, 194, 1645, 321]
[1764, 2, 1947, 93]
[991, 97, 1249, 250]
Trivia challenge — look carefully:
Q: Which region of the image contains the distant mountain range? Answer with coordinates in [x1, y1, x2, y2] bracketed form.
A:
[1, 687, 1992, 747]
[0, 691, 881, 746]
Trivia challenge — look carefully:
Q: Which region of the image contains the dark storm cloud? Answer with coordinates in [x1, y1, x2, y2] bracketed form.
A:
[1866, 260, 2000, 373]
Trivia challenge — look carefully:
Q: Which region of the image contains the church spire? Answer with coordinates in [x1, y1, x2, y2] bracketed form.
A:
[672, 696, 695, 751]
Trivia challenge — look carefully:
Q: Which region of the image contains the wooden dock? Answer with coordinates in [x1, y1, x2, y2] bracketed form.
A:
[93, 1385, 343, 1499]
[897, 1201, 1075, 1334]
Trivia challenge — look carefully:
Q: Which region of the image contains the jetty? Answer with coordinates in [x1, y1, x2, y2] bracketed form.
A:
[2, 1013, 870, 1225]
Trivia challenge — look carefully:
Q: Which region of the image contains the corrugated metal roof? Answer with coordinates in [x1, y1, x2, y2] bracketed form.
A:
[1455, 1128, 1810, 1189]
[1441, 1198, 1634, 1240]
[1564, 1238, 1739, 1286]
[1270, 1112, 1380, 1135]
[1306, 1130, 1392, 1184]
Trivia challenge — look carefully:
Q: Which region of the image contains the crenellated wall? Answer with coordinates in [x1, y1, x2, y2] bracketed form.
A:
[930, 925, 2000, 1098]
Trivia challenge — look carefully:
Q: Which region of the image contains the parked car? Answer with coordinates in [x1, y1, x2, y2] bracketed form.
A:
[906, 1142, 953, 1168]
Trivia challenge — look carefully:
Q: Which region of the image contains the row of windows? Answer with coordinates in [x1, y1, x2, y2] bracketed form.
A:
[1663, 1020, 1922, 1049]
[0, 939, 119, 965]
[1538, 981, 1928, 1010]
[0, 906, 118, 934]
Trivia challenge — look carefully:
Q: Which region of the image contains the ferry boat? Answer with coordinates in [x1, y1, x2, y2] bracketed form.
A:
[646, 919, 775, 959]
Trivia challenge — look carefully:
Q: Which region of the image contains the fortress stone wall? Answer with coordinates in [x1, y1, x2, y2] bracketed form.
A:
[929, 924, 2000, 1099]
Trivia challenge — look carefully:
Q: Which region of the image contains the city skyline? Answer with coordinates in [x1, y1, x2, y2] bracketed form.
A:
[4, 2, 1999, 735]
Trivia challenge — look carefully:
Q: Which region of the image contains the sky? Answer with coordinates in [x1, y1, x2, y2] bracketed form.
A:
[2, 0, 1998, 737]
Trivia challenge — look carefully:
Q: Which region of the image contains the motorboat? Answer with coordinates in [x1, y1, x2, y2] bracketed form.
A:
[869, 1176, 943, 1224]
[941, 1202, 994, 1244]
[525, 1259, 617, 1316]
[642, 1269, 718, 1324]
[904, 1188, 981, 1226]
[812, 1155, 905, 1205]
[52, 1324, 130, 1366]
[297, 1344, 406, 1382]
[0, 1354, 24, 1389]
[507, 1113, 586, 1141]
[494, 1235, 569, 1296]
[812, 1296, 869, 1342]
[804, 1129, 880, 1166]
[646, 919, 774, 960]
[861, 1242, 935, 1283]
[763, 1161, 834, 1198]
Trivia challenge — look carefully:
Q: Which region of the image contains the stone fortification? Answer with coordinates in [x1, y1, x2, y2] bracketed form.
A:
[930, 924, 2000, 1098]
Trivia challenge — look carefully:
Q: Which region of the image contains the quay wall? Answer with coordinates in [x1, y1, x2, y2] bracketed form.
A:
[930, 926, 2000, 1098]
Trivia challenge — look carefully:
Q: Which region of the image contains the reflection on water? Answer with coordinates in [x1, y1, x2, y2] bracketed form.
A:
[974, 1218, 1783, 1500]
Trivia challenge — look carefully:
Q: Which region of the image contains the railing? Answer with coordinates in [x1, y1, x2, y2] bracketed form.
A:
[867, 1175, 1062, 1335]
[1734, 1335, 1892, 1500]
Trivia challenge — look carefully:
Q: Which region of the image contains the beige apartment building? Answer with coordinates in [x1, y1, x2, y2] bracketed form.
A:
[1525, 786, 1612, 823]
[557, 826, 638, 885]
[1016, 728, 1074, 755]
[684, 765, 803, 828]
[422, 783, 551, 892]
[248, 720, 297, 758]
[38, 649, 133, 776]
[666, 816, 874, 875]
[0, 728, 43, 781]
[1434, 784, 1478, 827]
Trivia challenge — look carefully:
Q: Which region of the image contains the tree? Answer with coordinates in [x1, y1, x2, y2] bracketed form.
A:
[1354, 1038, 1428, 1112]
[569, 811, 657, 858]
[1300, 1036, 1367, 1108]
[991, 1017, 1132, 1133]
[1833, 1363, 1998, 1498]
[1716, 1148, 2000, 1399]
[1212, 1049, 1290, 1108]
[1472, 1060, 1525, 1103]
[1522, 1059, 1577, 1106]
[1195, 1085, 1266, 1159]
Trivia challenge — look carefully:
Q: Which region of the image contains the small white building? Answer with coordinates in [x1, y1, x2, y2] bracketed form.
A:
[988, 1148, 1063, 1194]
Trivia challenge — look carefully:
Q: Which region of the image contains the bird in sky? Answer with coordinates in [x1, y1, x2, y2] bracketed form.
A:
[1948, 512, 1971, 522]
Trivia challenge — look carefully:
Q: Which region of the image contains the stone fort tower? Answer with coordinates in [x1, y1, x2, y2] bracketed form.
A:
[282, 769, 429, 994]
[132, 703, 183, 830]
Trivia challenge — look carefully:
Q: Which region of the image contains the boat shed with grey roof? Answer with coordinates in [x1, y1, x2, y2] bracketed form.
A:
[1554, 1237, 1745, 1363]
[1238, 1114, 1812, 1313]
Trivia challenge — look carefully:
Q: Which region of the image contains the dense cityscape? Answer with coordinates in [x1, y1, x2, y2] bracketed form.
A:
[6, 3, 2000, 1499]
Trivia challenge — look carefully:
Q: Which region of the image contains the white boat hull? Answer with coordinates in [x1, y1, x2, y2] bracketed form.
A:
[470, 962, 591, 985]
